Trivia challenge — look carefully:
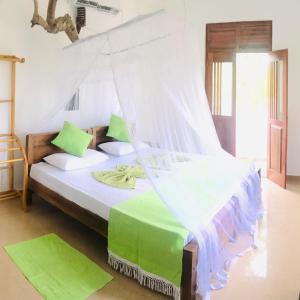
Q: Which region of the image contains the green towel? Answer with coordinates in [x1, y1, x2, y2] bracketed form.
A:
[5, 234, 113, 300]
[92, 164, 145, 189]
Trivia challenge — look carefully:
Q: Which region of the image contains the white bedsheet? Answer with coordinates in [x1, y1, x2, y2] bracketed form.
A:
[30, 153, 152, 220]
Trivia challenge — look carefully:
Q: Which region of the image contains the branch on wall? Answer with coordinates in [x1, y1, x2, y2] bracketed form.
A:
[31, 0, 79, 43]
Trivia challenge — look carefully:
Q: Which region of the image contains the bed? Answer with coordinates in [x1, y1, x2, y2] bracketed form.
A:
[26, 126, 198, 300]
[26, 126, 261, 300]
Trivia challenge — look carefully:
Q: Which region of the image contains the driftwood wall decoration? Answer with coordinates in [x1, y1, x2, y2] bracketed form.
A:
[31, 0, 79, 43]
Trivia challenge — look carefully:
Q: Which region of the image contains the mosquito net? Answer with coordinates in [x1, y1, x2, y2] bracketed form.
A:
[32, 10, 262, 300]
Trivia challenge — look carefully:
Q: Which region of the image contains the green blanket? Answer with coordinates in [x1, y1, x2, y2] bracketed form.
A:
[108, 190, 188, 298]
[5, 234, 113, 300]
[92, 164, 145, 189]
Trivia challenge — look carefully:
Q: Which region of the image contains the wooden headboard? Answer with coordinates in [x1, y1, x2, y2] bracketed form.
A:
[92, 126, 113, 146]
[26, 126, 111, 167]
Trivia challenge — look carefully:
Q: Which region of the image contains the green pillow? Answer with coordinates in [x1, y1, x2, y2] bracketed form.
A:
[51, 121, 93, 157]
[106, 114, 130, 142]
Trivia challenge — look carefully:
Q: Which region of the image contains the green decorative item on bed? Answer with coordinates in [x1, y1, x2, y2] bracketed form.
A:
[92, 164, 145, 189]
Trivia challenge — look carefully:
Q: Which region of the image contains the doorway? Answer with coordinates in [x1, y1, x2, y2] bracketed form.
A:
[236, 53, 269, 176]
[205, 21, 288, 188]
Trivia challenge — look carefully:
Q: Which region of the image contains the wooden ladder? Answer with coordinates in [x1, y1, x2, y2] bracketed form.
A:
[0, 55, 28, 211]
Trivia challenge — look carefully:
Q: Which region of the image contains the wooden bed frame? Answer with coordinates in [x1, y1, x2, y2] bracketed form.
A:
[26, 126, 198, 300]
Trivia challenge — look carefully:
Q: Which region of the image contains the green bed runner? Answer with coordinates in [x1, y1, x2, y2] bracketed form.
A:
[108, 190, 189, 298]
[5, 234, 113, 300]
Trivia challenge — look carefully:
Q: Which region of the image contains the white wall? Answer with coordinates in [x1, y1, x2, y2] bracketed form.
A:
[0, 0, 299, 175]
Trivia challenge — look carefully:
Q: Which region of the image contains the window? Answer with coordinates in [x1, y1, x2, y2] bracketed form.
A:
[211, 61, 233, 116]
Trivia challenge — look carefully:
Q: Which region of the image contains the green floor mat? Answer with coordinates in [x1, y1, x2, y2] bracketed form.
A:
[5, 233, 113, 300]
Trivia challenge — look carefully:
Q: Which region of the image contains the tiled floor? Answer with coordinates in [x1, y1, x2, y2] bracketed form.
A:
[0, 178, 299, 300]
[212, 178, 300, 300]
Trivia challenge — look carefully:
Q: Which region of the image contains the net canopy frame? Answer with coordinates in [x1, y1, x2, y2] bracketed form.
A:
[33, 10, 263, 300]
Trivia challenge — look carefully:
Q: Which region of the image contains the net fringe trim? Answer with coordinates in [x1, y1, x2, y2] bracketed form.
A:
[108, 250, 181, 300]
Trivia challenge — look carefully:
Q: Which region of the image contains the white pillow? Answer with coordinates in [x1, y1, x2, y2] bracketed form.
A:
[43, 149, 109, 171]
[98, 141, 149, 156]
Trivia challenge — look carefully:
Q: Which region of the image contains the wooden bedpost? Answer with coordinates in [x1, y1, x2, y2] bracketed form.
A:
[182, 240, 198, 300]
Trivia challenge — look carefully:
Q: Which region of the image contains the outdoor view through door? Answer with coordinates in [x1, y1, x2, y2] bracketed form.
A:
[236, 53, 269, 176]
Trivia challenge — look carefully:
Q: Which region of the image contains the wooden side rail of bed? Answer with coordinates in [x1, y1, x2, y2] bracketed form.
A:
[25, 126, 199, 300]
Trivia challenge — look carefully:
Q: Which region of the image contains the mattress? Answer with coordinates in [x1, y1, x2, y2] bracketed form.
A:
[30, 153, 152, 220]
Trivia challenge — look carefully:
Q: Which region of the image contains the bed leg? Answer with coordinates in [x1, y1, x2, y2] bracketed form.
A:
[27, 189, 33, 206]
[181, 240, 199, 300]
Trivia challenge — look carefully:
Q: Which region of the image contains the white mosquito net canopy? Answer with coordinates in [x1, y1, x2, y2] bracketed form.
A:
[37, 10, 262, 300]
